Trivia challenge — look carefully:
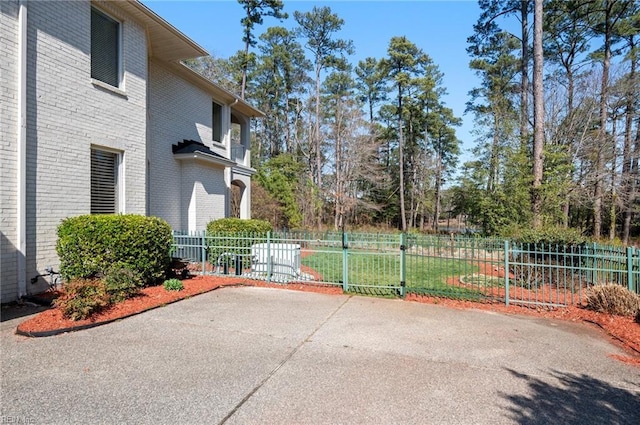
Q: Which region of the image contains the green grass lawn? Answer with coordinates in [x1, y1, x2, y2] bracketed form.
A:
[301, 249, 482, 298]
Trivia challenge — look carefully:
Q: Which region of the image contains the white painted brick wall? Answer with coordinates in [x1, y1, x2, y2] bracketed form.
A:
[1, 1, 147, 300]
[1, 0, 244, 301]
[180, 162, 226, 231]
[148, 61, 229, 232]
[0, 1, 20, 302]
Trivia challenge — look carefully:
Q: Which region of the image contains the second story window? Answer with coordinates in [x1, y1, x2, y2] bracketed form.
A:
[91, 7, 121, 88]
[212, 102, 222, 143]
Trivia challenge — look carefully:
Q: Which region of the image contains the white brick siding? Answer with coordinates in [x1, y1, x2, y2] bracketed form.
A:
[1, 0, 255, 302]
[0, 1, 20, 302]
[148, 61, 230, 232]
[181, 163, 227, 231]
[1, 0, 147, 299]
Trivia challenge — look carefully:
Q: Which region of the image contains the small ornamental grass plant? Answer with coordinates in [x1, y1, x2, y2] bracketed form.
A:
[585, 283, 640, 317]
[163, 278, 184, 291]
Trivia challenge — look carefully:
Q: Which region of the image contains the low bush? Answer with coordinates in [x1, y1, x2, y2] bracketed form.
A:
[206, 217, 273, 234]
[163, 278, 184, 291]
[104, 264, 143, 303]
[636, 310, 640, 324]
[206, 218, 273, 270]
[57, 214, 173, 285]
[54, 279, 110, 321]
[585, 284, 640, 316]
[504, 225, 587, 246]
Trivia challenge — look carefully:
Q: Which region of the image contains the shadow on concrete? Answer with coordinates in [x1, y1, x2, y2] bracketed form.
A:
[1, 302, 48, 323]
[501, 368, 640, 425]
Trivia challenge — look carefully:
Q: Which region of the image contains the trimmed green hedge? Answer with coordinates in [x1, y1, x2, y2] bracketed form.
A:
[56, 214, 173, 285]
[206, 218, 273, 270]
[502, 225, 587, 246]
[206, 218, 273, 234]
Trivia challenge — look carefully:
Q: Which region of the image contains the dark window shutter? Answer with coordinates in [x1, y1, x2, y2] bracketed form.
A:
[91, 8, 119, 87]
[91, 149, 118, 214]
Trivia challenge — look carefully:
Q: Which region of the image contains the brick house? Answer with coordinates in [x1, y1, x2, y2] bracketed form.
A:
[0, 0, 263, 302]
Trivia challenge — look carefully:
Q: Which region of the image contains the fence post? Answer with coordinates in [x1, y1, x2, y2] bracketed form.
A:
[504, 240, 510, 306]
[201, 231, 206, 275]
[400, 233, 407, 298]
[342, 232, 349, 292]
[627, 246, 634, 293]
[590, 242, 597, 284]
[266, 231, 272, 283]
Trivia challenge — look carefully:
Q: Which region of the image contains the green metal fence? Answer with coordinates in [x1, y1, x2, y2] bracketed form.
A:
[172, 231, 640, 307]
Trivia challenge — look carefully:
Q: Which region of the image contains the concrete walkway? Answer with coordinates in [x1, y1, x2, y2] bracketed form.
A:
[1, 286, 638, 424]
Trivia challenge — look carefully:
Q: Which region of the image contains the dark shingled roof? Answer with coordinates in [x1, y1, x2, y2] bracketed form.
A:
[172, 139, 226, 160]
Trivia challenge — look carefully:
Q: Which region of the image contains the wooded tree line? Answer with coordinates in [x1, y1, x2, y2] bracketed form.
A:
[186, 0, 640, 243]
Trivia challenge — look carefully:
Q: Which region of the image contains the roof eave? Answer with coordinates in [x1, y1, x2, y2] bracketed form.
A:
[113, 0, 208, 61]
[174, 152, 236, 168]
[232, 165, 257, 176]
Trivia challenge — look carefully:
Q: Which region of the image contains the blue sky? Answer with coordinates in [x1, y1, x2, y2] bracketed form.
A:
[143, 0, 484, 163]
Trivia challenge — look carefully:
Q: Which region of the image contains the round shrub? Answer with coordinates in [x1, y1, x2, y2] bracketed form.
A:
[206, 218, 273, 270]
[57, 214, 173, 285]
[54, 279, 110, 321]
[585, 284, 640, 316]
[163, 278, 184, 291]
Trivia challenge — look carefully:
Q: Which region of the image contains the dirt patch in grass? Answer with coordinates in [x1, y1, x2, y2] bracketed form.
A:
[16, 274, 639, 367]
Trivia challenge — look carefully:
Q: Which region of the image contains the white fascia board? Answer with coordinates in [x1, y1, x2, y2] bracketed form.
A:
[232, 165, 257, 177]
[174, 152, 236, 168]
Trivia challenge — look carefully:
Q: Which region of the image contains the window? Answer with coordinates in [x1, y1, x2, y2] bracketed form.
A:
[91, 7, 120, 87]
[91, 148, 120, 214]
[212, 102, 222, 143]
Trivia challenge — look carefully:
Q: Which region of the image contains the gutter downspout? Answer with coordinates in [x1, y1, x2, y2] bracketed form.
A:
[17, 0, 28, 298]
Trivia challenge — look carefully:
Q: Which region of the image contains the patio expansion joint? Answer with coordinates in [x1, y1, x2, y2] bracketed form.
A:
[217, 295, 353, 425]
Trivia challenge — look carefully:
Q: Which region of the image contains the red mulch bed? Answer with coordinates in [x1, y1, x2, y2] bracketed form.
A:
[17, 276, 245, 334]
[16, 274, 639, 367]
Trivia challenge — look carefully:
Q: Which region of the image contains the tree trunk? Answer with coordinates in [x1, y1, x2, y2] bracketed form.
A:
[285, 93, 292, 153]
[594, 0, 613, 239]
[488, 114, 500, 193]
[625, 119, 640, 244]
[398, 85, 407, 232]
[520, 1, 530, 144]
[531, 0, 544, 229]
[241, 37, 250, 100]
[609, 117, 618, 240]
[433, 154, 442, 233]
[562, 69, 575, 228]
[334, 99, 343, 230]
[315, 64, 323, 229]
[622, 36, 637, 244]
